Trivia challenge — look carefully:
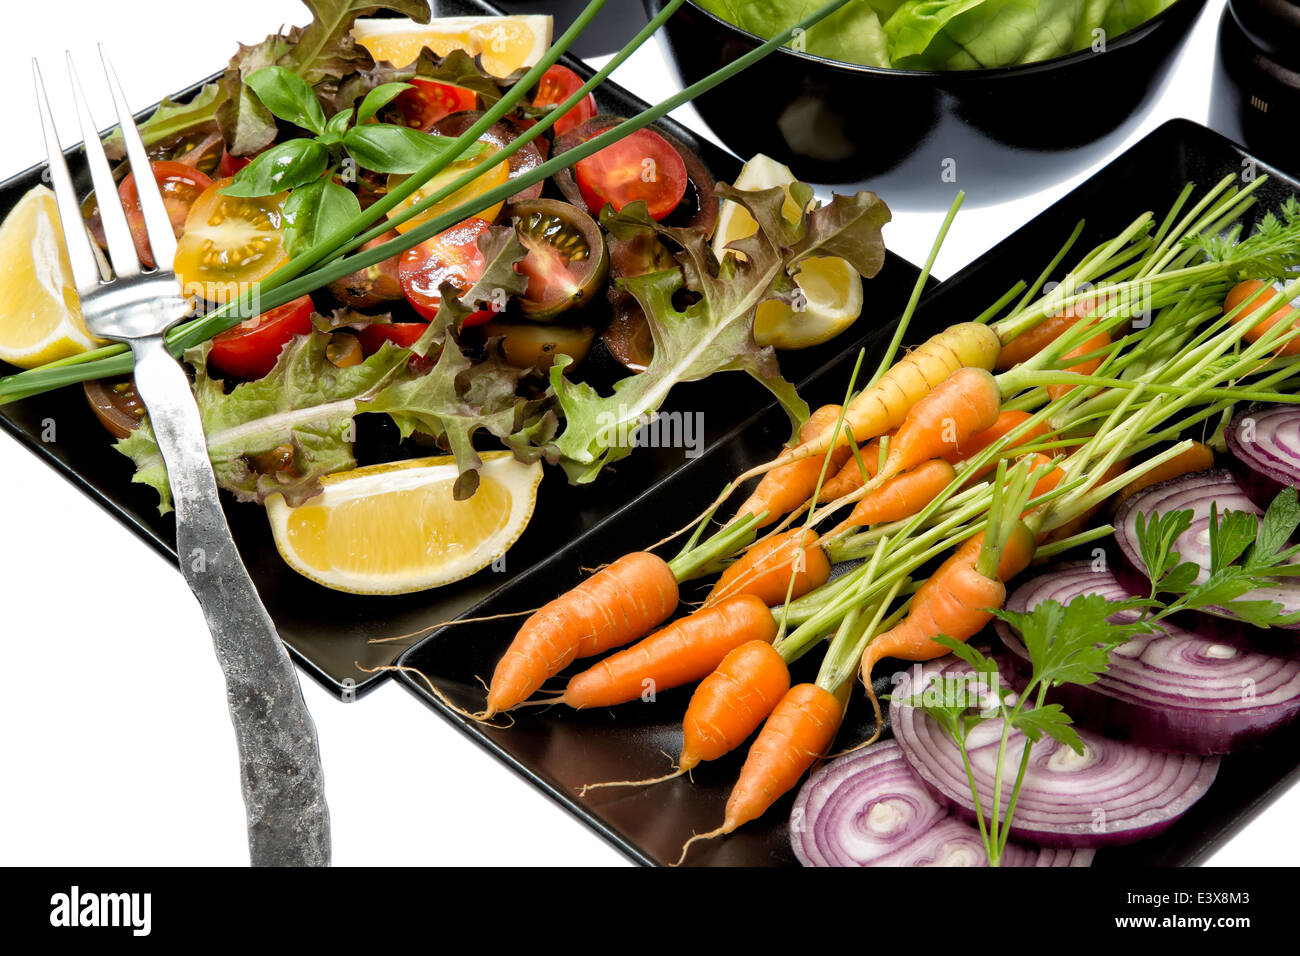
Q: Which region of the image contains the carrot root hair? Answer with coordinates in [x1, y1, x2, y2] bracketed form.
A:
[366, 607, 540, 645]
[577, 767, 685, 797]
[675, 826, 729, 866]
[355, 662, 512, 727]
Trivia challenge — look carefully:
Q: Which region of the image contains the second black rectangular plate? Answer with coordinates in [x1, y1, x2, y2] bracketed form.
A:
[396, 119, 1300, 866]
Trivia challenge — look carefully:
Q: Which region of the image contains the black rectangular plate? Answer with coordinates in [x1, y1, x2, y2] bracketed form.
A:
[396, 119, 1300, 866]
[0, 0, 923, 697]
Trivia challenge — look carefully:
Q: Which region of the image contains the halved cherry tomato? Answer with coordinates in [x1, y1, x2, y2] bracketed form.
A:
[218, 149, 252, 179]
[83, 378, 146, 439]
[208, 295, 315, 380]
[532, 65, 596, 137]
[382, 78, 477, 131]
[357, 322, 430, 355]
[174, 177, 290, 302]
[398, 218, 498, 326]
[573, 127, 687, 221]
[116, 161, 213, 269]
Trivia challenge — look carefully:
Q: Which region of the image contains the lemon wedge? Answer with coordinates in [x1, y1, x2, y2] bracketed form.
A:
[352, 15, 552, 78]
[266, 452, 542, 595]
[0, 184, 99, 368]
[713, 154, 863, 350]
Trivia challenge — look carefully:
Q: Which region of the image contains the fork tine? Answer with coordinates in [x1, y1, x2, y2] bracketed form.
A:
[66, 52, 140, 279]
[99, 47, 177, 272]
[32, 59, 103, 297]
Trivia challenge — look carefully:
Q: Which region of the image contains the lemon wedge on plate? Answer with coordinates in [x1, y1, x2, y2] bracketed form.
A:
[267, 452, 543, 595]
[0, 184, 99, 368]
[713, 154, 863, 351]
[352, 15, 552, 77]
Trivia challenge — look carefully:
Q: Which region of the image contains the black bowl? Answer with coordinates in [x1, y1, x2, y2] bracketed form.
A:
[646, 0, 1207, 180]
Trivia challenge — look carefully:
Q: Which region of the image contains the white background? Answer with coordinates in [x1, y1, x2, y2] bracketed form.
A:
[1, 0, 1296, 866]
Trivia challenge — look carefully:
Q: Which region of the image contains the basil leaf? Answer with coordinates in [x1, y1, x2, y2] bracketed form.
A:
[222, 139, 330, 197]
[245, 65, 328, 134]
[342, 123, 478, 175]
[283, 179, 362, 257]
[357, 82, 413, 123]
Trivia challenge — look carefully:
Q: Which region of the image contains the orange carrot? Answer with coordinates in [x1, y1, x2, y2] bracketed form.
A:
[995, 301, 1095, 370]
[800, 322, 1002, 459]
[1224, 280, 1300, 356]
[486, 552, 678, 715]
[1046, 329, 1112, 401]
[680, 640, 791, 772]
[577, 640, 790, 795]
[952, 521, 1037, 583]
[817, 433, 889, 503]
[1110, 442, 1215, 512]
[561, 595, 777, 710]
[705, 529, 830, 607]
[1021, 453, 1066, 499]
[735, 404, 852, 527]
[942, 410, 1051, 479]
[831, 459, 956, 536]
[878, 367, 1002, 480]
[679, 683, 843, 862]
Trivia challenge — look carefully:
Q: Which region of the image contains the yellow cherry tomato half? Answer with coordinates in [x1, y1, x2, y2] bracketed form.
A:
[173, 177, 290, 303]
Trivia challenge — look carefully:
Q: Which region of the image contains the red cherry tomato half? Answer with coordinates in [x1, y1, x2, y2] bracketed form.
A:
[357, 322, 431, 355]
[218, 149, 252, 179]
[118, 160, 213, 269]
[533, 65, 596, 137]
[208, 295, 316, 380]
[573, 127, 687, 221]
[384, 78, 477, 131]
[399, 218, 498, 326]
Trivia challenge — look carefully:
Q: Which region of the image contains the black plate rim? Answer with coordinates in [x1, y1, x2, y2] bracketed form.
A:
[393, 116, 1300, 867]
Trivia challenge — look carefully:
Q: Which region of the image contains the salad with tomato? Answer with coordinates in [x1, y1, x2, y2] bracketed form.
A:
[0, 1, 890, 594]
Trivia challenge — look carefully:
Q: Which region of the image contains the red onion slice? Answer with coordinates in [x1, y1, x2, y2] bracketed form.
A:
[1113, 469, 1300, 629]
[891, 656, 1220, 848]
[790, 739, 1093, 866]
[997, 562, 1300, 753]
[1225, 406, 1300, 509]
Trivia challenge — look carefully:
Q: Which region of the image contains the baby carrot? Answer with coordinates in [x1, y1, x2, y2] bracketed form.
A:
[1224, 280, 1300, 357]
[942, 409, 1050, 476]
[578, 640, 790, 795]
[816, 433, 889, 502]
[485, 552, 679, 716]
[876, 367, 1002, 480]
[799, 322, 1002, 459]
[735, 404, 852, 527]
[705, 529, 830, 607]
[1046, 329, 1112, 401]
[828, 459, 956, 538]
[678, 683, 843, 863]
[560, 594, 777, 710]
[994, 301, 1094, 370]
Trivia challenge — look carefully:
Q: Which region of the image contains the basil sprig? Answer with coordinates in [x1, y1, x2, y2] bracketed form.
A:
[222, 66, 484, 254]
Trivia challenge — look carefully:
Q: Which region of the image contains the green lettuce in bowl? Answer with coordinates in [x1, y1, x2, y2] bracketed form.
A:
[694, 0, 1180, 70]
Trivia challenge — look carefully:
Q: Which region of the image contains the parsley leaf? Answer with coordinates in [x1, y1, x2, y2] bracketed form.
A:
[1011, 703, 1084, 755]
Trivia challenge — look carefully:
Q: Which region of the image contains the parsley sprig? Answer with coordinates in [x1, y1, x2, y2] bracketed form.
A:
[904, 486, 1300, 865]
[907, 594, 1140, 866]
[1133, 486, 1300, 628]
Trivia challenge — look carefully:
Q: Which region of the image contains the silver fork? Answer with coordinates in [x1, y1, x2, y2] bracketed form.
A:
[34, 50, 330, 867]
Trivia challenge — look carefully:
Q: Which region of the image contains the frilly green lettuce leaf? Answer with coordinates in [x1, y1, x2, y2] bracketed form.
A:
[543, 182, 889, 483]
[115, 334, 409, 514]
